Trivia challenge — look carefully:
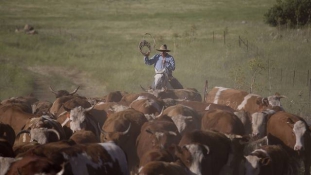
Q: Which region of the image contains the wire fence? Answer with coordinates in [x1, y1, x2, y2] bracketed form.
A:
[213, 31, 311, 119]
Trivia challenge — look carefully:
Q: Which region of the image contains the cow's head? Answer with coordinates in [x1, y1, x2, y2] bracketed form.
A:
[251, 110, 275, 138]
[287, 119, 307, 151]
[174, 143, 210, 175]
[145, 128, 178, 149]
[17, 128, 60, 144]
[49, 86, 80, 98]
[129, 96, 163, 116]
[67, 105, 94, 133]
[267, 93, 286, 107]
[244, 153, 270, 175]
[100, 123, 131, 145]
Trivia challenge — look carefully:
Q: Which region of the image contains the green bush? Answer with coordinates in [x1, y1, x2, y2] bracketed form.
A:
[264, 0, 311, 27]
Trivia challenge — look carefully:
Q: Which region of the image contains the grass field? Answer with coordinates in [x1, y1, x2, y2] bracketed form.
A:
[0, 0, 311, 117]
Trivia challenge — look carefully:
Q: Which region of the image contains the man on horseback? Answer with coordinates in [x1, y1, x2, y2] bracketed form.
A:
[143, 44, 176, 90]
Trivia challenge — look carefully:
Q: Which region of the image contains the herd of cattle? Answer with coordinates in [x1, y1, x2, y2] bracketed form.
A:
[0, 85, 310, 175]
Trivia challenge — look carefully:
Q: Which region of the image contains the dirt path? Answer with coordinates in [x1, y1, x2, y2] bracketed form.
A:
[27, 66, 106, 101]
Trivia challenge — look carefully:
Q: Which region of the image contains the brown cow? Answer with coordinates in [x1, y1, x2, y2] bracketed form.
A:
[49, 86, 80, 98]
[205, 86, 286, 114]
[129, 96, 164, 119]
[136, 115, 181, 161]
[244, 145, 298, 175]
[266, 111, 311, 175]
[250, 109, 276, 138]
[162, 104, 201, 135]
[201, 109, 245, 135]
[15, 115, 66, 145]
[5, 140, 130, 175]
[100, 108, 147, 172]
[1, 155, 62, 175]
[176, 130, 231, 175]
[90, 101, 128, 118]
[50, 95, 90, 116]
[1, 93, 39, 114]
[120, 92, 158, 106]
[61, 105, 101, 140]
[60, 142, 130, 175]
[180, 101, 236, 115]
[0, 103, 36, 135]
[142, 88, 202, 102]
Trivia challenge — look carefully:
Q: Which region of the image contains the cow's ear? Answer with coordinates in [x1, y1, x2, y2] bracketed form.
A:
[146, 128, 154, 135]
[263, 98, 269, 106]
[287, 118, 295, 127]
[260, 157, 270, 166]
[63, 106, 71, 112]
[256, 97, 269, 106]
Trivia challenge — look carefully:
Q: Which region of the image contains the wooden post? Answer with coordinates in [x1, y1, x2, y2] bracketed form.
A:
[203, 80, 208, 102]
[224, 31, 226, 45]
[307, 70, 309, 86]
[309, 78, 311, 109]
[293, 70, 295, 86]
[281, 69, 283, 82]
[239, 36, 241, 47]
[213, 32, 215, 43]
[246, 40, 248, 51]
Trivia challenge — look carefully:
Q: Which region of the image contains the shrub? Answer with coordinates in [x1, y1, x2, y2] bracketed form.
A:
[264, 0, 311, 28]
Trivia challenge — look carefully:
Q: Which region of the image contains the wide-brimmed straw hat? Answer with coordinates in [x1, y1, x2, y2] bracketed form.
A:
[156, 44, 170, 52]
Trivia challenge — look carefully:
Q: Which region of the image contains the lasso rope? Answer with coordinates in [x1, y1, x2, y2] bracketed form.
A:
[138, 33, 156, 56]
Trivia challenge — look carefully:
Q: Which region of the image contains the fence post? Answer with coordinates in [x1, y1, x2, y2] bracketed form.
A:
[310, 78, 311, 109]
[308, 70, 309, 86]
[203, 80, 208, 102]
[213, 31, 214, 43]
[281, 68, 283, 82]
[246, 40, 248, 51]
[239, 36, 241, 47]
[293, 70, 295, 86]
[224, 31, 226, 45]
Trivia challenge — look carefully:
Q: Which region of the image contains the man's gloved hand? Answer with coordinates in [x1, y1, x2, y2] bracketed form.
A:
[143, 51, 150, 57]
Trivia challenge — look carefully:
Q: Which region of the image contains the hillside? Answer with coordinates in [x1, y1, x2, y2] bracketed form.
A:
[0, 0, 310, 116]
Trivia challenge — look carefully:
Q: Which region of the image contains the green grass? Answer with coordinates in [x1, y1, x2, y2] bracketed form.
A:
[0, 0, 311, 117]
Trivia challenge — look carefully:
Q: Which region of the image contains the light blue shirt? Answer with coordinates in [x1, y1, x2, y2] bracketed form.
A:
[144, 53, 175, 75]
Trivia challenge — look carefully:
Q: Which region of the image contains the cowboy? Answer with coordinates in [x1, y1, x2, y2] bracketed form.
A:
[143, 44, 175, 90]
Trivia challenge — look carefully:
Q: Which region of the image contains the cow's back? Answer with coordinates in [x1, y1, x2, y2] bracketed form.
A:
[201, 109, 245, 135]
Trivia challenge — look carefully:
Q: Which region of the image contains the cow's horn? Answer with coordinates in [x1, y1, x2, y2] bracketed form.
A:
[168, 131, 177, 136]
[46, 129, 61, 140]
[155, 106, 165, 118]
[120, 123, 131, 135]
[146, 128, 154, 134]
[49, 86, 58, 95]
[69, 86, 80, 95]
[225, 134, 243, 140]
[58, 111, 68, 118]
[85, 105, 95, 112]
[98, 123, 109, 135]
[16, 130, 30, 137]
[140, 85, 147, 92]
